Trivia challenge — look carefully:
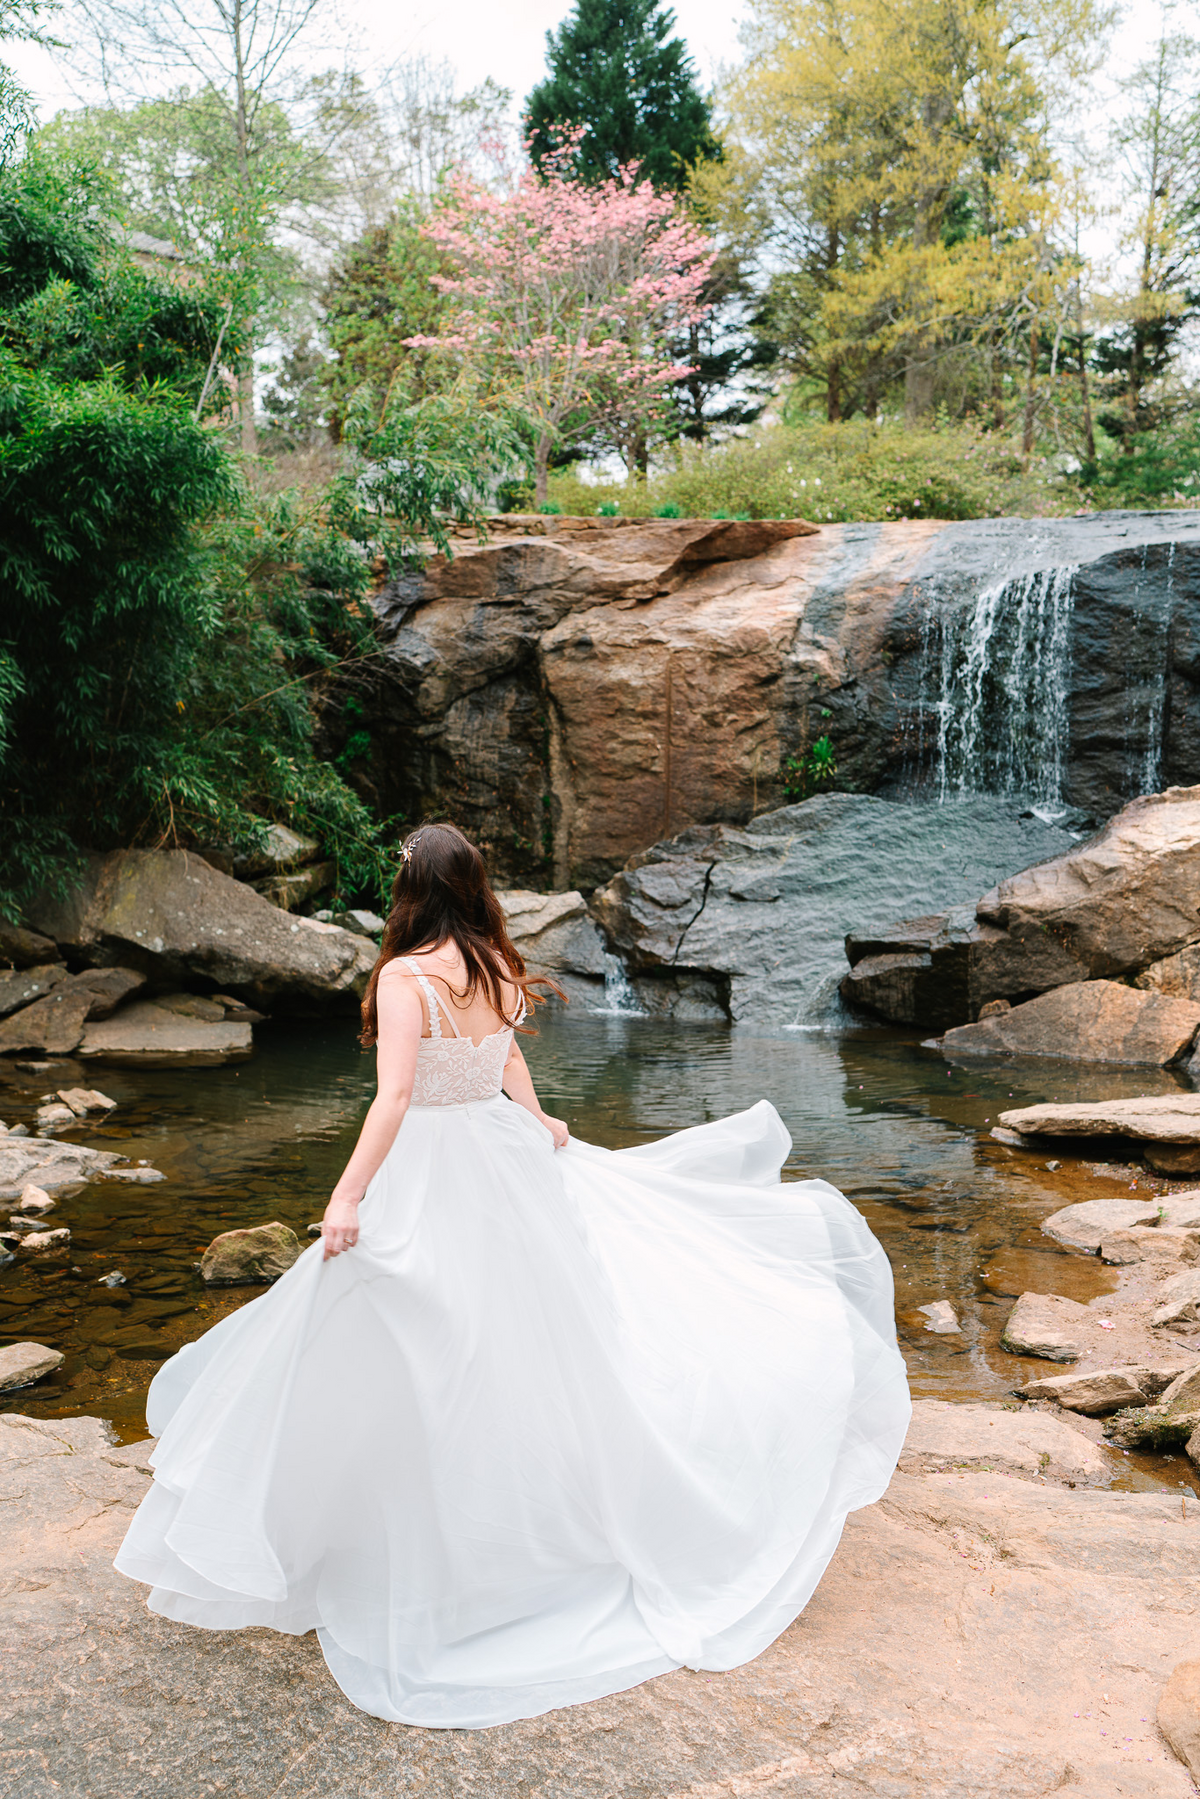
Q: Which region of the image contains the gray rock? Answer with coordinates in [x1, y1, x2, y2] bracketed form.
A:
[917, 1300, 962, 1334]
[940, 980, 1200, 1066]
[499, 888, 609, 1008]
[56, 1087, 116, 1116]
[899, 1399, 1108, 1477]
[254, 860, 336, 911]
[1152, 1270, 1200, 1326]
[78, 1001, 253, 1066]
[68, 966, 147, 1019]
[17, 1185, 54, 1214]
[0, 963, 68, 1019]
[20, 1227, 70, 1251]
[24, 849, 375, 1013]
[97, 1271, 126, 1288]
[333, 908, 385, 940]
[1042, 1196, 1183, 1250]
[590, 795, 1074, 1025]
[1015, 1368, 1150, 1413]
[200, 1222, 302, 1284]
[0, 988, 91, 1055]
[1000, 1292, 1090, 1361]
[0, 1138, 133, 1200]
[0, 921, 58, 968]
[35, 1102, 76, 1130]
[230, 823, 321, 879]
[155, 991, 228, 1022]
[1159, 1658, 1200, 1785]
[0, 1342, 64, 1391]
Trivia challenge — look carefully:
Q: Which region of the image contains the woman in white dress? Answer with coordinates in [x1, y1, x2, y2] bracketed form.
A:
[116, 823, 911, 1728]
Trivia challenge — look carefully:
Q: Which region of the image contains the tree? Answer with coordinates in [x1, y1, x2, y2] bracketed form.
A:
[1093, 24, 1200, 451]
[1, 0, 58, 161]
[725, 0, 1112, 423]
[407, 137, 713, 502]
[526, 0, 719, 191]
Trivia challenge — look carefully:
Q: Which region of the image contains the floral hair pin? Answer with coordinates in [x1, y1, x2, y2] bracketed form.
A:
[401, 833, 423, 866]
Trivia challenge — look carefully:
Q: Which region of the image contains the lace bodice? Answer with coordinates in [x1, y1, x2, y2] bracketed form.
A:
[402, 958, 520, 1107]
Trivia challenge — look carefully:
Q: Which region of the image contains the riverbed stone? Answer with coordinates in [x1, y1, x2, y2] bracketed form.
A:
[900, 1399, 1108, 1477]
[940, 980, 1200, 1065]
[917, 1300, 962, 1333]
[1100, 1226, 1200, 1264]
[24, 848, 375, 1012]
[17, 1185, 53, 1214]
[56, 1088, 116, 1116]
[1000, 1292, 1090, 1361]
[1153, 1270, 1200, 1326]
[79, 1000, 253, 1066]
[1159, 1659, 1200, 1785]
[20, 1227, 70, 1251]
[1015, 1368, 1151, 1413]
[0, 963, 68, 1019]
[0, 1342, 63, 1390]
[200, 1222, 302, 1284]
[1043, 1196, 1185, 1250]
[590, 795, 1073, 1025]
[0, 1138, 132, 1199]
[1000, 1094, 1200, 1170]
[0, 988, 92, 1056]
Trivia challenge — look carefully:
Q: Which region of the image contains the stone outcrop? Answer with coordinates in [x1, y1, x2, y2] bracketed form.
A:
[900, 1399, 1110, 1478]
[24, 849, 374, 1012]
[79, 1000, 253, 1066]
[1001, 1291, 1093, 1361]
[6, 1407, 1196, 1796]
[1000, 1100, 1200, 1172]
[939, 980, 1200, 1066]
[331, 511, 1200, 889]
[1016, 1367, 1154, 1413]
[0, 1342, 63, 1391]
[1159, 1659, 1200, 1786]
[199, 1222, 302, 1283]
[498, 888, 609, 1008]
[590, 794, 1072, 1025]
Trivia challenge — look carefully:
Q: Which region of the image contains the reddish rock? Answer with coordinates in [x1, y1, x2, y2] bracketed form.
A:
[940, 979, 1200, 1066]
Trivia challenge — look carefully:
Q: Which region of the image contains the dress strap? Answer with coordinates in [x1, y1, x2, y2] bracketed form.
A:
[399, 957, 461, 1039]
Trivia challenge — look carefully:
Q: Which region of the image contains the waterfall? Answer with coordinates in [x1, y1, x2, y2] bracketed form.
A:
[1125, 542, 1170, 797]
[591, 953, 648, 1017]
[924, 566, 1077, 807]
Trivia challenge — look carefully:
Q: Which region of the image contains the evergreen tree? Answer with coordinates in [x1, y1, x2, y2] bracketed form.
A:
[526, 0, 718, 191]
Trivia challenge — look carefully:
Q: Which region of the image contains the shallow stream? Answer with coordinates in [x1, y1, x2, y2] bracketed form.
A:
[1, 1013, 1196, 1493]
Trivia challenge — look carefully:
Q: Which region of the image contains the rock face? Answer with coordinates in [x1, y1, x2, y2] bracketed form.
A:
[497, 888, 609, 1008]
[0, 987, 92, 1055]
[1159, 1659, 1200, 1785]
[1001, 1292, 1091, 1361]
[0, 964, 67, 1019]
[590, 794, 1072, 1024]
[900, 1399, 1109, 1478]
[332, 511, 1200, 889]
[939, 980, 1200, 1066]
[79, 1000, 253, 1066]
[199, 1222, 302, 1283]
[0, 1343, 63, 1391]
[24, 850, 374, 1012]
[1000, 1099, 1200, 1172]
[4, 1409, 1197, 1798]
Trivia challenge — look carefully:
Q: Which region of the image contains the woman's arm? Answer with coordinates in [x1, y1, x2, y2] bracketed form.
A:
[321, 971, 423, 1259]
[502, 1040, 569, 1148]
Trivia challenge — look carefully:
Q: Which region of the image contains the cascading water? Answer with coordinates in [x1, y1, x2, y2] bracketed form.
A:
[927, 565, 1078, 807]
[591, 953, 648, 1017]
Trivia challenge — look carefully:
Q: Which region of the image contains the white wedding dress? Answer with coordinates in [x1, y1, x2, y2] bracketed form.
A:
[116, 966, 911, 1728]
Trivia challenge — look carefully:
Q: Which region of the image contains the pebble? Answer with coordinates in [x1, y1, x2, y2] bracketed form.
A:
[97, 1271, 127, 1287]
[18, 1185, 54, 1215]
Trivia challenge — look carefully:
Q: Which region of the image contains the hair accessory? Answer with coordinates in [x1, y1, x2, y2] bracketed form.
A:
[401, 832, 423, 866]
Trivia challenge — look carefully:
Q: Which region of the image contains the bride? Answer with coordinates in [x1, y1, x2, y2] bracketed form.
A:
[116, 822, 911, 1728]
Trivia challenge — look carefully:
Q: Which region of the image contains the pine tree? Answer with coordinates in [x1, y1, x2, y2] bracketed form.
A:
[525, 0, 718, 191]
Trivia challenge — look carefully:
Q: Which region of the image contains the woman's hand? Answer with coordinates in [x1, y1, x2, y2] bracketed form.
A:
[321, 1193, 361, 1260]
[538, 1112, 569, 1149]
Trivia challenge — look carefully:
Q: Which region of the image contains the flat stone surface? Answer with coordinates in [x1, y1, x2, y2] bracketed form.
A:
[21, 1227, 70, 1251]
[1158, 1658, 1200, 1783]
[917, 1300, 962, 1334]
[200, 1222, 302, 1283]
[0, 988, 91, 1055]
[1015, 1368, 1151, 1413]
[941, 980, 1200, 1066]
[1100, 1227, 1200, 1264]
[0, 1342, 63, 1391]
[1001, 1093, 1200, 1141]
[1043, 1195, 1197, 1250]
[900, 1399, 1110, 1477]
[0, 1138, 129, 1200]
[0, 1409, 1193, 1797]
[79, 1000, 253, 1066]
[1001, 1291, 1092, 1361]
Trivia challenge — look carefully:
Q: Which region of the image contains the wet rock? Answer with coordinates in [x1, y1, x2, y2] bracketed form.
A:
[1159, 1658, 1200, 1785]
[940, 980, 1200, 1066]
[499, 888, 608, 1006]
[0, 963, 68, 1019]
[97, 1271, 126, 1288]
[0, 988, 92, 1056]
[1042, 1196, 1182, 1250]
[917, 1301, 962, 1333]
[0, 1138, 131, 1200]
[591, 795, 1073, 1025]
[842, 908, 1087, 1029]
[1000, 1292, 1090, 1361]
[977, 785, 1200, 981]
[21, 1227, 70, 1251]
[1015, 1368, 1151, 1413]
[0, 1343, 64, 1390]
[35, 1102, 76, 1130]
[200, 1222, 302, 1284]
[899, 1399, 1108, 1478]
[56, 1088, 116, 1116]
[1136, 942, 1200, 1003]
[1000, 1095, 1200, 1172]
[1100, 1227, 1200, 1264]
[24, 849, 375, 1013]
[79, 1000, 253, 1067]
[18, 1185, 54, 1215]
[0, 921, 58, 968]
[332, 909, 385, 940]
[1152, 1270, 1200, 1326]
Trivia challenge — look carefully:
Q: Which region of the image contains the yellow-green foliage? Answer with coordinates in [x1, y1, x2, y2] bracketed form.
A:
[544, 419, 1083, 521]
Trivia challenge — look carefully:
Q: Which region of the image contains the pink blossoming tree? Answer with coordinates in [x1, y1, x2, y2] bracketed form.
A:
[406, 136, 714, 505]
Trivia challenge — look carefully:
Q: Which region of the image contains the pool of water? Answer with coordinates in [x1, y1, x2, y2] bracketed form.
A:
[1, 1013, 1196, 1491]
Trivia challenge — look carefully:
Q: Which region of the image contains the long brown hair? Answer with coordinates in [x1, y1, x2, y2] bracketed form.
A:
[359, 823, 563, 1047]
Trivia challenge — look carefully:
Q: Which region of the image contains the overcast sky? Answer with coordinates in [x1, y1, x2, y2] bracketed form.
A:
[6, 0, 1190, 139]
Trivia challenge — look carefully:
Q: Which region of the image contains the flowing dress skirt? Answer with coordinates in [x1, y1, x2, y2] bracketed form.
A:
[115, 1097, 910, 1727]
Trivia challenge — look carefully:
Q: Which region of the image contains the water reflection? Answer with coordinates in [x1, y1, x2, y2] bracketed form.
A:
[0, 1015, 1194, 1491]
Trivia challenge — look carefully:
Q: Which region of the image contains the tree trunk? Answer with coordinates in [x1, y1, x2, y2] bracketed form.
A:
[534, 435, 551, 508]
[1075, 284, 1096, 464]
[905, 355, 936, 425]
[1021, 322, 1040, 462]
[826, 356, 842, 424]
[239, 343, 257, 457]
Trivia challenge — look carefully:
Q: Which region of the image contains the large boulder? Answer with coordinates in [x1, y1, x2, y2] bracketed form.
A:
[1000, 1097, 1200, 1173]
[199, 1222, 302, 1284]
[24, 850, 374, 1012]
[497, 889, 608, 1008]
[0, 987, 92, 1055]
[939, 980, 1200, 1066]
[79, 1000, 253, 1066]
[590, 794, 1073, 1025]
[0, 964, 67, 1019]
